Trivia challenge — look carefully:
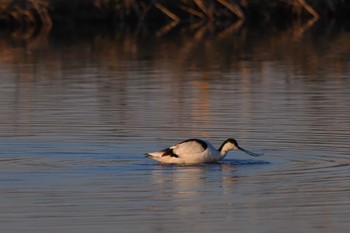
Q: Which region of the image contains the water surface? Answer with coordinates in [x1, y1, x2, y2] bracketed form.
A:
[0, 23, 349, 232]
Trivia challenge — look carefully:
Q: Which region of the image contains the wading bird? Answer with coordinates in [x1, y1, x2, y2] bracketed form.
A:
[145, 138, 262, 164]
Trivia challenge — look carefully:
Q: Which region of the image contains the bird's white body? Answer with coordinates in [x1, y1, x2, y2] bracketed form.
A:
[145, 138, 261, 165]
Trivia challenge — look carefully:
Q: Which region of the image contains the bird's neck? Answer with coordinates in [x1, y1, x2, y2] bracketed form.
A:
[218, 141, 230, 153]
[218, 142, 226, 153]
[218, 141, 232, 159]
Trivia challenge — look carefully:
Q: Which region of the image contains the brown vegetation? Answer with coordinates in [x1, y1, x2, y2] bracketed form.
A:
[0, 0, 349, 30]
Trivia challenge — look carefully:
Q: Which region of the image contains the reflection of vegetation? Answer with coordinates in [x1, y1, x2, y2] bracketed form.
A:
[0, 0, 349, 29]
[0, 20, 348, 81]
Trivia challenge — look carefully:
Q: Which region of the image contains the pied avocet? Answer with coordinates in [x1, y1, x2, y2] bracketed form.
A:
[145, 138, 262, 164]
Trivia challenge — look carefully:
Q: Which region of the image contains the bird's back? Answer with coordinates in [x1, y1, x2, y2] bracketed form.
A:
[146, 139, 221, 164]
[172, 139, 209, 155]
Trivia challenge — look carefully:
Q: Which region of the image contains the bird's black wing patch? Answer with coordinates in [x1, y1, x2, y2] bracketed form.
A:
[180, 139, 208, 150]
[161, 148, 179, 158]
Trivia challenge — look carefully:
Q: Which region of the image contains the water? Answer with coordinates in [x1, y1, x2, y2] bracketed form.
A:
[0, 22, 350, 232]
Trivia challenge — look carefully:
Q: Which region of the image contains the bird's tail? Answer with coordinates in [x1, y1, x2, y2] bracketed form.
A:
[144, 150, 164, 158]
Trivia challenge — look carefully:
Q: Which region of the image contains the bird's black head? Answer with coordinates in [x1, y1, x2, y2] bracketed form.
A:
[219, 138, 239, 152]
[219, 138, 263, 156]
[225, 138, 239, 147]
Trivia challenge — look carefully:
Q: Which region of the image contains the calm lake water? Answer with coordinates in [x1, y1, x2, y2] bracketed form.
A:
[0, 22, 349, 232]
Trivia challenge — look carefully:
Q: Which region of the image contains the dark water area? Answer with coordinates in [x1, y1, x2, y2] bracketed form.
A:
[0, 21, 349, 232]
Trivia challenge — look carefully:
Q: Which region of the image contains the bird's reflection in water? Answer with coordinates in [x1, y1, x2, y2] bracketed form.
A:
[150, 163, 239, 217]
